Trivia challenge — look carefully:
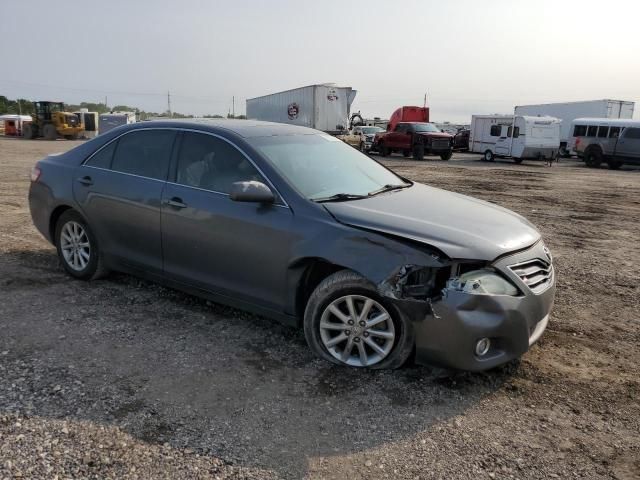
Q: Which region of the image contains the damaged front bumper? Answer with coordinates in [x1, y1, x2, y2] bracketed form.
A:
[387, 241, 555, 371]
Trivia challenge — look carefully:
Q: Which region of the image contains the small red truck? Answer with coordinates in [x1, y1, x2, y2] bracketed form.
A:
[373, 106, 454, 160]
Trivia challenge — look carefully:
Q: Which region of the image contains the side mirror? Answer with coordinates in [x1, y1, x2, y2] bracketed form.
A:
[230, 181, 275, 204]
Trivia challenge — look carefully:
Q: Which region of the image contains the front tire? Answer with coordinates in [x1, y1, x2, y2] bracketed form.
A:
[378, 143, 388, 157]
[55, 210, 108, 280]
[304, 270, 414, 369]
[440, 150, 453, 161]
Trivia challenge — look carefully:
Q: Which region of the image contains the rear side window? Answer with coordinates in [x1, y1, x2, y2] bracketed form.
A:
[609, 127, 621, 138]
[86, 141, 116, 169]
[111, 130, 175, 180]
[175, 132, 262, 194]
[623, 127, 640, 139]
[490, 125, 501, 136]
[587, 125, 598, 137]
[597, 126, 609, 138]
[573, 125, 587, 136]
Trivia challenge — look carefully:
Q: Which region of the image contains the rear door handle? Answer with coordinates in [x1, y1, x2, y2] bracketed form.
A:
[77, 176, 93, 186]
[164, 197, 187, 209]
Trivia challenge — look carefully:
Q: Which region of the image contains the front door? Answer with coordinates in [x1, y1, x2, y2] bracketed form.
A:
[161, 131, 294, 311]
[615, 127, 640, 162]
[495, 125, 513, 156]
[73, 129, 176, 273]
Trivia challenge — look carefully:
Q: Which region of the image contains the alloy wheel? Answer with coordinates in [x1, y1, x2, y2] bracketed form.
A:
[60, 221, 91, 271]
[319, 295, 395, 367]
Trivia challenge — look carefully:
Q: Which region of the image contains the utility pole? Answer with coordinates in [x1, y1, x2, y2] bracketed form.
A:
[423, 93, 427, 108]
[18, 99, 22, 115]
[167, 91, 172, 118]
[232, 96, 235, 118]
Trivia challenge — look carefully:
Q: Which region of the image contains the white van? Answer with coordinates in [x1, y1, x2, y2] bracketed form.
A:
[469, 115, 561, 163]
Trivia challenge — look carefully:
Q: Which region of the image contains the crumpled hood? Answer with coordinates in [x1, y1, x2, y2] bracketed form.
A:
[324, 183, 540, 260]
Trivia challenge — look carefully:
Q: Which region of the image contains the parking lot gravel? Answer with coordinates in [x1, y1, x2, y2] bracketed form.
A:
[1, 137, 639, 479]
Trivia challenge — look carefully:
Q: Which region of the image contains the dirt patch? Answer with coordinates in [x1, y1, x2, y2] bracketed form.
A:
[1, 138, 639, 479]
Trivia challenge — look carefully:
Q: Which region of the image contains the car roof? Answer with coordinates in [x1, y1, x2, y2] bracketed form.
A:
[132, 118, 320, 138]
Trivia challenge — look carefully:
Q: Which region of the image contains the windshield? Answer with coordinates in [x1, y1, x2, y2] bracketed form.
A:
[249, 134, 407, 200]
[411, 123, 441, 133]
[361, 127, 384, 134]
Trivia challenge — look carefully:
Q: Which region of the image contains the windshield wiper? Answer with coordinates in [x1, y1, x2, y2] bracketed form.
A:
[313, 193, 369, 203]
[367, 183, 411, 196]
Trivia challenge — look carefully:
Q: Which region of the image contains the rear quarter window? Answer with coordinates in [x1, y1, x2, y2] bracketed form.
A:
[85, 140, 117, 169]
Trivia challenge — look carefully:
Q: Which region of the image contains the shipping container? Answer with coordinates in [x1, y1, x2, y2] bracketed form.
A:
[246, 84, 357, 134]
[514, 99, 635, 155]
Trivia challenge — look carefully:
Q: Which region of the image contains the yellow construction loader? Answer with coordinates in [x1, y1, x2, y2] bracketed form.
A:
[22, 101, 84, 140]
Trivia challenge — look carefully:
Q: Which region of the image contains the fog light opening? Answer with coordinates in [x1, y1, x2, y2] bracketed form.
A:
[475, 338, 491, 357]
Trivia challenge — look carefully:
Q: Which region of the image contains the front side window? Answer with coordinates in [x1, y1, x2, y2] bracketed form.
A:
[513, 126, 520, 138]
[587, 125, 598, 137]
[623, 127, 640, 139]
[249, 134, 407, 201]
[86, 140, 117, 169]
[176, 132, 262, 194]
[609, 127, 621, 138]
[111, 130, 175, 180]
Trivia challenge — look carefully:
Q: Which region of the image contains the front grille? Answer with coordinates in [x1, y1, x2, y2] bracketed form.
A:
[431, 140, 449, 149]
[509, 259, 553, 293]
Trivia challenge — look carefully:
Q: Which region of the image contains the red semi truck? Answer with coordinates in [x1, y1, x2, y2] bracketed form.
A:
[373, 106, 453, 160]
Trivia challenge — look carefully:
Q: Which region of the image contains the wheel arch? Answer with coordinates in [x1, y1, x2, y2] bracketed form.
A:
[49, 204, 77, 244]
[290, 258, 348, 323]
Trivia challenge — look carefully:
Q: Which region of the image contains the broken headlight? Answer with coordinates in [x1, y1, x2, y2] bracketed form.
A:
[447, 269, 518, 296]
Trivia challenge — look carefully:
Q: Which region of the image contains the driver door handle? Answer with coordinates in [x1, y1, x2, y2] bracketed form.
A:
[77, 175, 93, 186]
[164, 197, 187, 209]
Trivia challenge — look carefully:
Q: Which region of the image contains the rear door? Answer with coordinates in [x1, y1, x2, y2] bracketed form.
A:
[73, 129, 176, 274]
[615, 127, 640, 162]
[495, 124, 513, 156]
[161, 131, 294, 311]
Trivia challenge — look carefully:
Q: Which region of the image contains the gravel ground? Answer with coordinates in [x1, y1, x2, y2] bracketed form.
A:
[0, 137, 639, 479]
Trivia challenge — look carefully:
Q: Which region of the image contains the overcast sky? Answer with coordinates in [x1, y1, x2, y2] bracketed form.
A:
[2, 0, 638, 122]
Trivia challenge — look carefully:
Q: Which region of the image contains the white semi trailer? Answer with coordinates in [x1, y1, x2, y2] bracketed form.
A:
[246, 84, 357, 134]
[514, 99, 635, 156]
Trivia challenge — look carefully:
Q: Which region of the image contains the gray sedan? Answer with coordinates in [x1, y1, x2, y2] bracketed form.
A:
[29, 119, 555, 371]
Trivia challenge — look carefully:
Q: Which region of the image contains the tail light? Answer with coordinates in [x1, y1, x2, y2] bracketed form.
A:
[30, 165, 41, 182]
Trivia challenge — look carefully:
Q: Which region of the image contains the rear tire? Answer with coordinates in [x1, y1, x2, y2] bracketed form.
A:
[55, 210, 108, 280]
[584, 147, 603, 168]
[22, 123, 35, 139]
[559, 145, 571, 158]
[303, 270, 414, 370]
[440, 150, 453, 161]
[43, 124, 57, 141]
[608, 160, 622, 170]
[483, 150, 495, 162]
[514, 158, 523, 164]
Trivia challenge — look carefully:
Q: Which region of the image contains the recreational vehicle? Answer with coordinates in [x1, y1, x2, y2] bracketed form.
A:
[469, 115, 561, 163]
